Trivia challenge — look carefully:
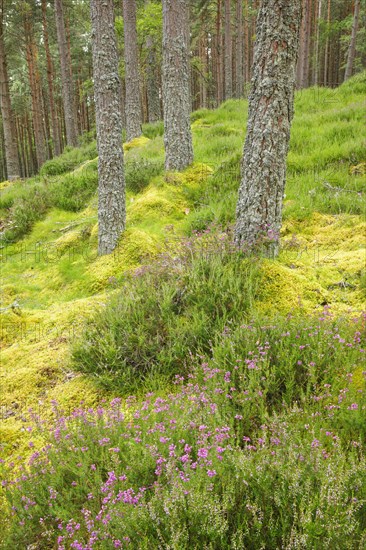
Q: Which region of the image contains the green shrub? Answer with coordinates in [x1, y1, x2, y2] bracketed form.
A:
[40, 142, 98, 177]
[51, 168, 98, 212]
[2, 184, 52, 242]
[125, 158, 164, 193]
[142, 120, 164, 139]
[72, 230, 261, 392]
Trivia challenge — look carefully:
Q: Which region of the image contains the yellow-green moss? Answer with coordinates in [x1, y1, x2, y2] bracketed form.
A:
[88, 228, 158, 291]
[123, 136, 150, 152]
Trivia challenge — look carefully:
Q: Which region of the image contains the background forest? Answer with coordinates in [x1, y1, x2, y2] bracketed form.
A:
[0, 0, 365, 180]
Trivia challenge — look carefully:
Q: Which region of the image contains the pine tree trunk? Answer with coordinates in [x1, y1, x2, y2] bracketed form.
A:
[216, 0, 224, 104]
[55, 0, 78, 147]
[41, 0, 61, 157]
[0, 7, 21, 180]
[146, 34, 161, 122]
[235, 0, 244, 97]
[301, 0, 311, 88]
[344, 0, 360, 81]
[235, 0, 301, 257]
[224, 0, 232, 99]
[244, 0, 250, 83]
[162, 0, 193, 171]
[314, 0, 322, 85]
[24, 11, 48, 170]
[90, 0, 125, 256]
[123, 0, 142, 141]
[324, 0, 331, 85]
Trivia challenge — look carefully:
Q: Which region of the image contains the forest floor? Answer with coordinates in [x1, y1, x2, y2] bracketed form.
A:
[0, 74, 365, 547]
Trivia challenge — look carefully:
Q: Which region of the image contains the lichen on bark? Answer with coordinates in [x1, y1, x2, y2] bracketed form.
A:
[90, 0, 126, 256]
[162, 0, 193, 172]
[235, 0, 302, 258]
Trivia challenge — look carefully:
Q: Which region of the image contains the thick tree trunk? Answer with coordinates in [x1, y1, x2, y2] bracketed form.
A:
[224, 0, 232, 99]
[123, 0, 142, 141]
[90, 0, 126, 256]
[55, 0, 78, 147]
[235, 0, 244, 97]
[344, 0, 360, 81]
[0, 7, 20, 180]
[146, 34, 161, 122]
[235, 0, 301, 257]
[42, 0, 61, 157]
[162, 0, 193, 171]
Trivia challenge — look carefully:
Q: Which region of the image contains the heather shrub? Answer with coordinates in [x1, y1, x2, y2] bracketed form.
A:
[51, 168, 98, 212]
[40, 142, 98, 177]
[1, 312, 365, 549]
[72, 229, 261, 393]
[125, 159, 164, 193]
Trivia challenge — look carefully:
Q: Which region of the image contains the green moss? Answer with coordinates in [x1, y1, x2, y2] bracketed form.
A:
[123, 136, 150, 152]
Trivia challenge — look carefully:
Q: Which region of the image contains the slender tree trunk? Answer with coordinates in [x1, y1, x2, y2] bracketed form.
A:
[90, 0, 125, 256]
[123, 0, 142, 141]
[344, 0, 360, 81]
[314, 0, 322, 85]
[235, 0, 244, 97]
[224, 0, 232, 99]
[235, 0, 302, 257]
[244, 0, 250, 83]
[162, 0, 193, 171]
[324, 0, 331, 85]
[55, 0, 78, 147]
[0, 6, 21, 180]
[24, 10, 48, 170]
[199, 30, 208, 108]
[216, 0, 224, 104]
[41, 0, 61, 157]
[301, 0, 311, 88]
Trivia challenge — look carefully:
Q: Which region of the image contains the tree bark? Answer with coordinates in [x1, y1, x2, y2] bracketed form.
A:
[162, 0, 193, 171]
[301, 0, 311, 88]
[123, 0, 142, 140]
[224, 0, 232, 99]
[324, 0, 331, 85]
[344, 0, 360, 81]
[0, 4, 21, 180]
[216, 0, 224, 104]
[55, 0, 78, 147]
[41, 0, 61, 157]
[235, 0, 301, 257]
[90, 0, 126, 256]
[235, 0, 244, 97]
[314, 0, 322, 85]
[24, 9, 48, 170]
[146, 34, 161, 122]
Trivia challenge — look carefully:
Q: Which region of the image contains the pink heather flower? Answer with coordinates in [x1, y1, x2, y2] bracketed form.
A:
[348, 403, 358, 410]
[207, 470, 217, 477]
[198, 448, 208, 458]
[90, 464, 96, 471]
[243, 436, 251, 442]
[311, 439, 320, 448]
